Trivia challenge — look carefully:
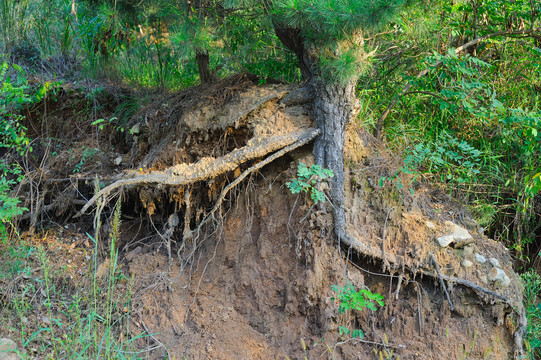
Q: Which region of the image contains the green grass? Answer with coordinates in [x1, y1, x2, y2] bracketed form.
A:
[0, 222, 149, 359]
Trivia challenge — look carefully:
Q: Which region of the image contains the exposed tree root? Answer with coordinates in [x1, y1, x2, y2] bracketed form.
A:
[182, 127, 321, 243]
[430, 254, 455, 311]
[338, 225, 526, 359]
[77, 128, 320, 216]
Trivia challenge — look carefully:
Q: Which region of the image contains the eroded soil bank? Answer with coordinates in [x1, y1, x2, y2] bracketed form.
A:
[2, 77, 524, 359]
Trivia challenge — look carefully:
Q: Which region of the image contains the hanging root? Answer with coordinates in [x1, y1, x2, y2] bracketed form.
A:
[182, 127, 320, 243]
[76, 128, 320, 217]
[338, 225, 526, 359]
[430, 254, 454, 311]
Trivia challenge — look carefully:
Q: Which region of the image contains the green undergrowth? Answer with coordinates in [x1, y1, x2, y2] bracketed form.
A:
[363, 0, 541, 267]
[522, 270, 541, 358]
[0, 202, 148, 359]
[0, 0, 298, 91]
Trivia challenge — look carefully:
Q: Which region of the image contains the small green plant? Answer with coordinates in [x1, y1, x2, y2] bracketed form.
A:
[382, 131, 483, 192]
[331, 281, 384, 339]
[287, 162, 334, 203]
[92, 116, 123, 132]
[73, 147, 99, 173]
[332, 282, 385, 313]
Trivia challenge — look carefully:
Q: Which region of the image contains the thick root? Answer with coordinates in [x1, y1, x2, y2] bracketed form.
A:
[77, 128, 319, 216]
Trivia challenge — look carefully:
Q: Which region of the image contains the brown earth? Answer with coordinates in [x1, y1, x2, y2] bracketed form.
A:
[4, 76, 525, 359]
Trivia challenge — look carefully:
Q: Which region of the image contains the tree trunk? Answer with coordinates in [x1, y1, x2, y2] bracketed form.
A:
[312, 78, 357, 241]
[273, 26, 357, 242]
[196, 49, 212, 84]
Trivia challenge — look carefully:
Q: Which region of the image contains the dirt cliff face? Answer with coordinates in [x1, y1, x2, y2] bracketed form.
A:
[127, 158, 519, 359]
[119, 80, 522, 359]
[16, 77, 523, 359]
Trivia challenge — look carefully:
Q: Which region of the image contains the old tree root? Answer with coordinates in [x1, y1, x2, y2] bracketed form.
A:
[76, 121, 525, 358]
[339, 228, 526, 359]
[77, 128, 320, 217]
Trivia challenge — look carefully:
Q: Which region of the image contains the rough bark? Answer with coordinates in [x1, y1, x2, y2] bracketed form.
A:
[273, 26, 357, 244]
[311, 78, 357, 242]
[272, 24, 313, 81]
[196, 49, 212, 84]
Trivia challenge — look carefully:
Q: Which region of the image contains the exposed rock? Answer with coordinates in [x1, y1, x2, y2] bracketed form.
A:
[462, 259, 473, 268]
[436, 222, 474, 248]
[488, 267, 511, 288]
[450, 224, 474, 248]
[489, 258, 500, 268]
[437, 235, 454, 247]
[475, 253, 486, 264]
[0, 338, 19, 360]
[425, 221, 436, 230]
[114, 156, 122, 165]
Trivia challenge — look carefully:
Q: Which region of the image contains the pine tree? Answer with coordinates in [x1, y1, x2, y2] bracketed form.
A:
[221, 0, 406, 244]
[171, 1, 224, 83]
[171, 0, 406, 242]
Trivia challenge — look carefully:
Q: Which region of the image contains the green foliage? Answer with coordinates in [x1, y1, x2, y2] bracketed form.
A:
[331, 281, 384, 339]
[287, 162, 334, 204]
[521, 270, 541, 359]
[444, 0, 540, 40]
[269, 0, 406, 83]
[368, 0, 541, 260]
[73, 147, 99, 173]
[402, 131, 482, 184]
[331, 282, 385, 313]
[271, 0, 405, 42]
[422, 49, 500, 120]
[0, 62, 32, 242]
[0, 0, 32, 52]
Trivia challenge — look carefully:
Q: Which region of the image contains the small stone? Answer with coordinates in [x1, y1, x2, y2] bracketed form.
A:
[0, 338, 19, 360]
[475, 253, 486, 264]
[437, 235, 455, 247]
[488, 267, 511, 288]
[462, 259, 473, 268]
[21, 317, 28, 326]
[114, 156, 122, 166]
[426, 221, 436, 230]
[463, 244, 475, 256]
[125, 246, 142, 262]
[452, 224, 473, 241]
[489, 258, 500, 267]
[452, 225, 474, 248]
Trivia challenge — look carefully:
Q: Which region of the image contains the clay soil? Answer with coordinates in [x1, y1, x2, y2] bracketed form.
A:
[1, 76, 524, 359]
